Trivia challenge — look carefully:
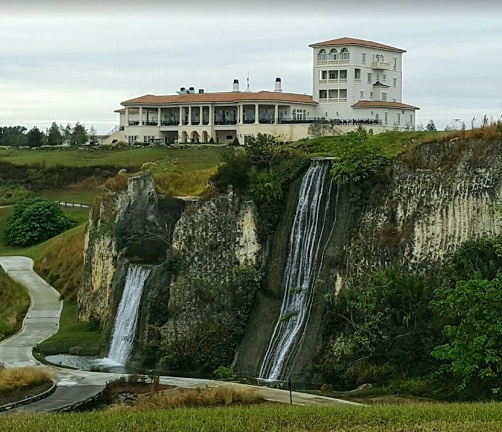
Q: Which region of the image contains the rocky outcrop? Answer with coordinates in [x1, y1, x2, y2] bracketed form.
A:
[133, 191, 262, 371]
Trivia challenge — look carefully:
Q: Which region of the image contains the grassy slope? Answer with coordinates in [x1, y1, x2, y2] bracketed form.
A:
[0, 403, 502, 431]
[0, 267, 30, 340]
[36, 302, 103, 356]
[0, 147, 224, 169]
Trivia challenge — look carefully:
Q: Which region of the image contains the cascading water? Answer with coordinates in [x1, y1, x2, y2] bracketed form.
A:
[258, 159, 335, 381]
[105, 265, 151, 366]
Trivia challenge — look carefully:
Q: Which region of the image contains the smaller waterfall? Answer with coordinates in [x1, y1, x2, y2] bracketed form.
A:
[258, 160, 334, 381]
[105, 265, 151, 366]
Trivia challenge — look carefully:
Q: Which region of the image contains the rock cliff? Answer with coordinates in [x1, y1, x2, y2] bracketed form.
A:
[79, 138, 502, 380]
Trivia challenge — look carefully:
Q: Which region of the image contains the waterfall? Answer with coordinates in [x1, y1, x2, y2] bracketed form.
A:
[258, 160, 334, 381]
[106, 265, 151, 366]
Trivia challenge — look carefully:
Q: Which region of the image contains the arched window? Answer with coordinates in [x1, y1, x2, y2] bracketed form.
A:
[329, 48, 338, 60]
[318, 49, 327, 61]
[340, 48, 349, 60]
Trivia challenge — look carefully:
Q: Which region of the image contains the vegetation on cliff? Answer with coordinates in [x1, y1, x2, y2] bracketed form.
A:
[319, 233, 502, 400]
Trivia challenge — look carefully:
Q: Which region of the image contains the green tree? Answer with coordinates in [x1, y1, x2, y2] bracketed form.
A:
[0, 126, 27, 146]
[61, 123, 72, 145]
[4, 198, 76, 246]
[88, 125, 98, 145]
[330, 129, 390, 183]
[71, 122, 88, 146]
[47, 122, 63, 146]
[426, 119, 437, 131]
[432, 275, 502, 395]
[26, 126, 44, 147]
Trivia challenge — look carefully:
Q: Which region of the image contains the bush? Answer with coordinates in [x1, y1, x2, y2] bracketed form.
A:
[4, 197, 76, 246]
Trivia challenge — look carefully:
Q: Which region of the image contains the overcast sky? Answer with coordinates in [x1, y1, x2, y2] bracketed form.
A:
[1, 0, 501, 134]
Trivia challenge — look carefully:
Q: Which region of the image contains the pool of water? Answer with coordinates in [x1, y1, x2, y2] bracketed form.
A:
[45, 354, 129, 374]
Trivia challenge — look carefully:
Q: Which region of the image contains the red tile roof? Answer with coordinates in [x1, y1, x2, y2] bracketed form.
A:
[352, 101, 419, 110]
[309, 37, 406, 53]
[122, 91, 315, 106]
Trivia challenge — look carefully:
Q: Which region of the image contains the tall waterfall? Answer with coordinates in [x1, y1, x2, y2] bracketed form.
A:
[106, 265, 151, 366]
[258, 160, 335, 381]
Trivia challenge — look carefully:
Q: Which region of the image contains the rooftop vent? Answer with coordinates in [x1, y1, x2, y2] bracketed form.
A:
[198, 89, 205, 93]
[233, 79, 240, 92]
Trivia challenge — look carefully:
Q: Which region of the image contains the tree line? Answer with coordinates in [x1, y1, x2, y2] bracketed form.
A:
[0, 122, 97, 148]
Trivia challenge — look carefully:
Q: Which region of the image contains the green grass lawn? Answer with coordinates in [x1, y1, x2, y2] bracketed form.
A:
[0, 146, 224, 169]
[1, 403, 502, 431]
[36, 301, 103, 356]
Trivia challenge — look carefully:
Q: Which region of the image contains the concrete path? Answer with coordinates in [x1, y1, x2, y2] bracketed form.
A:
[0, 256, 359, 413]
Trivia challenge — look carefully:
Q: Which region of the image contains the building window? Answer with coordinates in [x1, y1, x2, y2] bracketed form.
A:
[384, 113, 388, 124]
[376, 74, 380, 80]
[397, 113, 401, 124]
[382, 74, 387, 81]
[321, 70, 327, 79]
[339, 89, 347, 100]
[354, 68, 361, 79]
[370, 92, 373, 98]
[319, 90, 327, 99]
[410, 114, 413, 124]
[318, 49, 327, 61]
[329, 48, 337, 60]
[360, 91, 364, 98]
[340, 70, 347, 80]
[367, 73, 372, 84]
[381, 92, 387, 101]
[143, 135, 155, 143]
[362, 53, 366, 64]
[340, 48, 349, 60]
[393, 78, 397, 87]
[128, 135, 138, 144]
[329, 70, 338, 80]
[375, 113, 379, 121]
[393, 57, 397, 69]
[328, 89, 338, 99]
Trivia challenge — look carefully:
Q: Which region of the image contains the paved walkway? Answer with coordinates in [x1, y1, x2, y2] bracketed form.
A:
[0, 256, 359, 413]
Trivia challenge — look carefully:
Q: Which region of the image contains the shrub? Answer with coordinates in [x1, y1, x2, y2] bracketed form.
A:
[4, 197, 76, 246]
[212, 365, 236, 380]
[0, 367, 52, 393]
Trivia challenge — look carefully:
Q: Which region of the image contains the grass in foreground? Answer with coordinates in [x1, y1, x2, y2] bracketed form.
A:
[109, 385, 263, 412]
[0, 267, 30, 341]
[1, 403, 502, 431]
[0, 366, 52, 393]
[36, 301, 103, 356]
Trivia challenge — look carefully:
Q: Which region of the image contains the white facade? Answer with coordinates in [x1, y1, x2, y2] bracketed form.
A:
[112, 37, 418, 145]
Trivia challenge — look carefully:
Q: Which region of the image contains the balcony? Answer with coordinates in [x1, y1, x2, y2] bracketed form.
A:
[142, 121, 158, 126]
[161, 120, 179, 126]
[128, 121, 139, 126]
[214, 120, 237, 125]
[372, 61, 391, 70]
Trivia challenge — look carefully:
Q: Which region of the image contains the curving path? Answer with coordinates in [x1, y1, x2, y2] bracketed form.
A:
[0, 257, 359, 413]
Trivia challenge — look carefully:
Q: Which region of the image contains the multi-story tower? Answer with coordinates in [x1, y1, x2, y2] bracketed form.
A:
[310, 37, 418, 129]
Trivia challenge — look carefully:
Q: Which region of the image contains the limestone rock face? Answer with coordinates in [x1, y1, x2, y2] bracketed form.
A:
[343, 140, 502, 280]
[134, 193, 262, 371]
[78, 172, 175, 329]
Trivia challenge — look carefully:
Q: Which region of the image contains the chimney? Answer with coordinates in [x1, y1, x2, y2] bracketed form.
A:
[198, 89, 204, 93]
[189, 87, 195, 94]
[233, 79, 240, 92]
[274, 77, 282, 92]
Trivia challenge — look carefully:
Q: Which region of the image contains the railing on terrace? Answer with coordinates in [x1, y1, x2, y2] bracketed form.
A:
[161, 120, 179, 126]
[142, 121, 158, 126]
[279, 117, 383, 125]
[214, 120, 237, 125]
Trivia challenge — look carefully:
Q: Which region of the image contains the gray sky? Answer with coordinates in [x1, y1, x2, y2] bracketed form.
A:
[1, 1, 501, 134]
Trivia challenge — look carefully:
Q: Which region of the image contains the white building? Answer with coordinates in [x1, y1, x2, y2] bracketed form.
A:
[110, 37, 419, 145]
